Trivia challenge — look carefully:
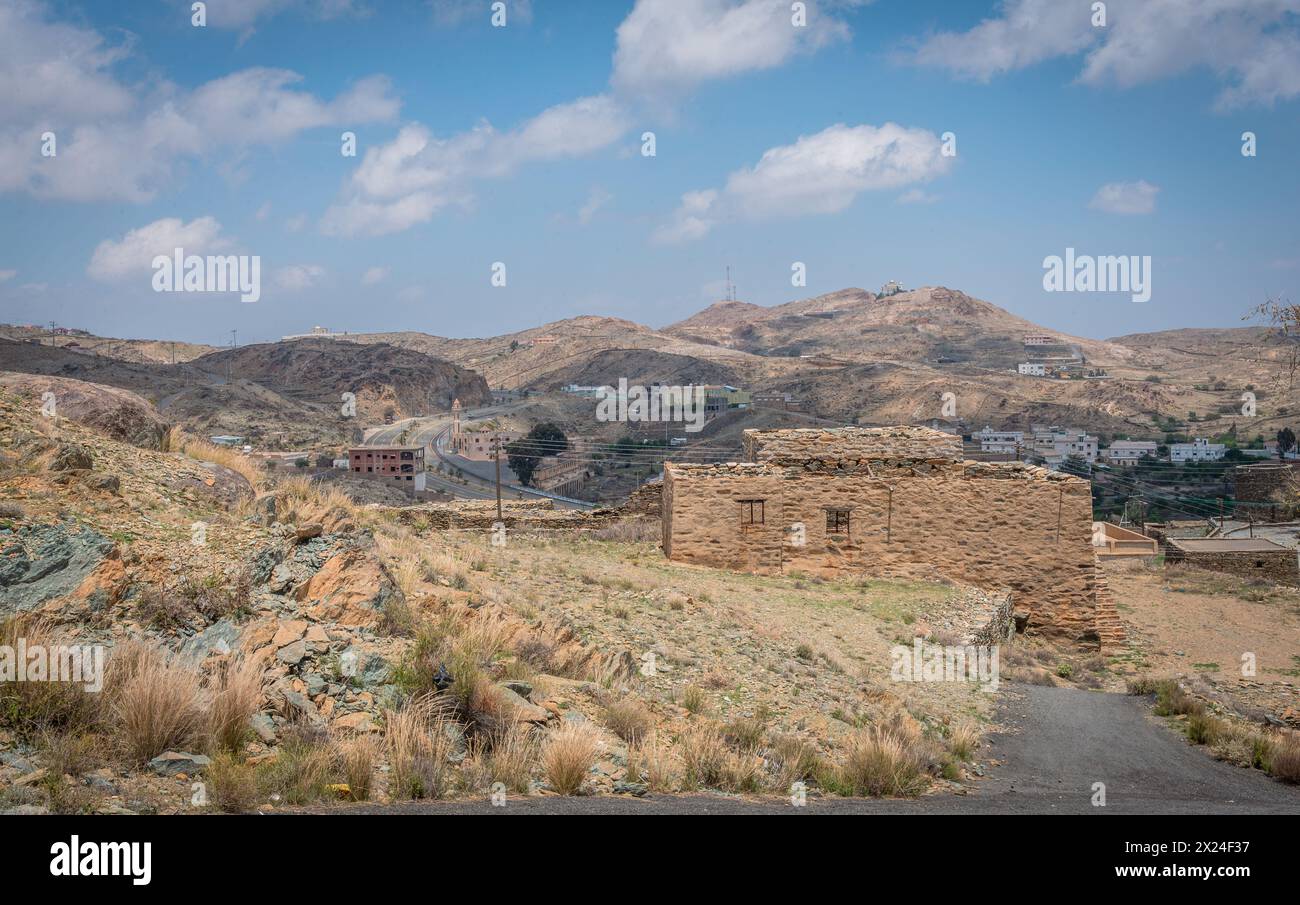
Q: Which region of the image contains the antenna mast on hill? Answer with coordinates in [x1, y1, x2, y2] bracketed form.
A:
[725, 266, 736, 302]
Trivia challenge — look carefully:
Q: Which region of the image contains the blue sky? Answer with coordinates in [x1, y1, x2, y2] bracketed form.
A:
[1, 0, 1297, 346]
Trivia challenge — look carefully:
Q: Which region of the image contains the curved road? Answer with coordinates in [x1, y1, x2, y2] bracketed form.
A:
[291, 685, 1300, 815]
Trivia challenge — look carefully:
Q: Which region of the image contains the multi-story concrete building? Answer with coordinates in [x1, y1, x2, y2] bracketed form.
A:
[1017, 363, 1047, 376]
[1103, 440, 1158, 466]
[1170, 438, 1226, 462]
[1031, 428, 1098, 464]
[349, 445, 426, 491]
[976, 427, 1025, 455]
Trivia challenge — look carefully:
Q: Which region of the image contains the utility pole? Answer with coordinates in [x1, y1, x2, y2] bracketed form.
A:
[48, 321, 56, 347]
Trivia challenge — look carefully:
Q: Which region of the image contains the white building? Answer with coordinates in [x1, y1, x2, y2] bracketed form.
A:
[976, 426, 1024, 454]
[1170, 438, 1226, 462]
[1023, 335, 1058, 346]
[1017, 362, 1047, 376]
[1032, 428, 1098, 463]
[879, 280, 904, 296]
[1103, 441, 1158, 466]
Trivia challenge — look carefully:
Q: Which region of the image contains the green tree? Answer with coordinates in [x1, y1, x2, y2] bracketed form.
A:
[506, 423, 567, 487]
[1277, 427, 1296, 460]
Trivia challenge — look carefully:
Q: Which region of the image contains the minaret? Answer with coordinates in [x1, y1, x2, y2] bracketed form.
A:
[451, 399, 462, 452]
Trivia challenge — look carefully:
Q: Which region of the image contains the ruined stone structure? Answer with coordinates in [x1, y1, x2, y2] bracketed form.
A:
[1164, 537, 1299, 584]
[664, 427, 1115, 644]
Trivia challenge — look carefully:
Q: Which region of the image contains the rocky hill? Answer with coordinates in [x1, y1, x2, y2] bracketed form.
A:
[0, 325, 216, 364]
[0, 337, 491, 449]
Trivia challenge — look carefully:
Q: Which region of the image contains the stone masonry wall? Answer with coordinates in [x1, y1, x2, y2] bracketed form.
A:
[663, 461, 1099, 642]
[743, 426, 963, 467]
[1166, 547, 1299, 584]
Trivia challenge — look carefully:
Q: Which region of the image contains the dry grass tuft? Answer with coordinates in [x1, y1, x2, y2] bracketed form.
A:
[335, 734, 379, 801]
[384, 694, 455, 800]
[542, 722, 600, 795]
[0, 616, 102, 738]
[825, 726, 929, 798]
[600, 695, 654, 746]
[1268, 731, 1300, 784]
[948, 722, 981, 761]
[207, 656, 262, 754]
[180, 436, 262, 488]
[112, 644, 207, 763]
[206, 752, 259, 813]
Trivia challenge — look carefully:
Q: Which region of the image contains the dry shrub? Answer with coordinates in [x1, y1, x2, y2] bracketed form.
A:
[681, 685, 706, 715]
[1268, 732, 1300, 784]
[723, 715, 766, 752]
[207, 656, 263, 754]
[948, 722, 981, 761]
[257, 724, 336, 805]
[627, 731, 675, 791]
[679, 724, 727, 789]
[827, 726, 929, 798]
[385, 694, 454, 800]
[207, 752, 259, 813]
[112, 644, 206, 763]
[484, 721, 538, 794]
[180, 437, 262, 488]
[276, 474, 357, 530]
[335, 734, 379, 801]
[600, 696, 654, 746]
[542, 722, 600, 795]
[0, 616, 102, 738]
[769, 733, 820, 788]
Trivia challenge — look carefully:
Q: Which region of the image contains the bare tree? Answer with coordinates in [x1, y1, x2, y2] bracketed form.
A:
[1245, 295, 1300, 388]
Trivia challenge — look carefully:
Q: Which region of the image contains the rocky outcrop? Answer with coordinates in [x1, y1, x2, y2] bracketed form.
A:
[0, 520, 117, 616]
[0, 373, 170, 450]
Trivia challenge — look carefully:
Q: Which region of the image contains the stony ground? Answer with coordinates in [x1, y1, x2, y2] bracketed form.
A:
[1101, 558, 1300, 725]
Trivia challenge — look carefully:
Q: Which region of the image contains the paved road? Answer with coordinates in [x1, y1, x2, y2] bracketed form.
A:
[289, 685, 1300, 815]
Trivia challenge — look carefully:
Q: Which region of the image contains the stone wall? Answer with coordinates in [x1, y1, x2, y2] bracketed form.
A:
[742, 426, 962, 467]
[1233, 463, 1296, 503]
[663, 460, 1101, 642]
[1165, 545, 1299, 584]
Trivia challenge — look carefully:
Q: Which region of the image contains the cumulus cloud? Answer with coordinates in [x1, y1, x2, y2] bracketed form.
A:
[272, 264, 326, 291]
[656, 122, 951, 242]
[87, 217, 233, 281]
[613, 0, 865, 100]
[907, 0, 1300, 109]
[1089, 180, 1159, 215]
[361, 266, 389, 285]
[322, 95, 630, 236]
[0, 1, 399, 203]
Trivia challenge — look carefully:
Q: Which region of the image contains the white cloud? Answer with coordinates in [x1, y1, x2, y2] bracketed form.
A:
[0, 269, 16, 282]
[361, 266, 389, 285]
[322, 95, 629, 236]
[87, 217, 233, 281]
[272, 264, 326, 291]
[255, 202, 272, 221]
[907, 0, 1300, 109]
[612, 0, 865, 100]
[657, 123, 951, 242]
[285, 214, 309, 233]
[577, 187, 613, 224]
[0, 2, 399, 203]
[1089, 180, 1159, 215]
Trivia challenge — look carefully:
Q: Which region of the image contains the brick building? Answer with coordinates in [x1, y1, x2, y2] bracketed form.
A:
[662, 426, 1115, 644]
[349, 445, 426, 492]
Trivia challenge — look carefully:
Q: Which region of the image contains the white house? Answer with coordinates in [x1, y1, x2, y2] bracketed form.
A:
[1017, 362, 1047, 376]
[976, 426, 1024, 454]
[1032, 428, 1098, 463]
[1170, 438, 1226, 462]
[1103, 440, 1158, 466]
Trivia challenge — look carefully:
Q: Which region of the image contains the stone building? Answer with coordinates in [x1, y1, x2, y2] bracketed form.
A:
[1164, 537, 1298, 584]
[662, 426, 1116, 644]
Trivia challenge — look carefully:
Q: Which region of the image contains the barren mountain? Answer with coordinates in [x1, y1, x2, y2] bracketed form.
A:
[0, 324, 217, 363]
[336, 315, 769, 389]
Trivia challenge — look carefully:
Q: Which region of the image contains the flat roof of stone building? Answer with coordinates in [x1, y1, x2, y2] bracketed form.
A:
[1168, 537, 1289, 553]
[742, 425, 963, 464]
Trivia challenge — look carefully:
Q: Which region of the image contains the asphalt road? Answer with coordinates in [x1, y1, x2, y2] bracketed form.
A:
[290, 685, 1300, 815]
